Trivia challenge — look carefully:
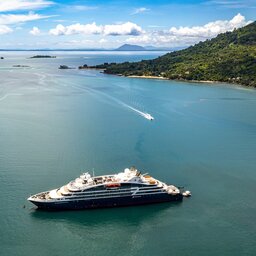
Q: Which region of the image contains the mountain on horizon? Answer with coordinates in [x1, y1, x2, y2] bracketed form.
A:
[115, 44, 146, 51]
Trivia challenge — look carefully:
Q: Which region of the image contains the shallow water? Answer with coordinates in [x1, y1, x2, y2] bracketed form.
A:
[0, 51, 256, 256]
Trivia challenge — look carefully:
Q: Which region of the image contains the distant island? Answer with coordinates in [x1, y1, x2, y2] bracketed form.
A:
[78, 63, 110, 70]
[115, 44, 146, 51]
[114, 44, 179, 51]
[13, 65, 30, 68]
[30, 55, 56, 58]
[84, 21, 256, 87]
[59, 65, 75, 69]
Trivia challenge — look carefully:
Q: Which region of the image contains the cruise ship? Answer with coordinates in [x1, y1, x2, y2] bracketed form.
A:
[28, 167, 190, 210]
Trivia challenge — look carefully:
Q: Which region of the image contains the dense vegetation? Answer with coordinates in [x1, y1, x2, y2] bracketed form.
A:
[91, 22, 256, 87]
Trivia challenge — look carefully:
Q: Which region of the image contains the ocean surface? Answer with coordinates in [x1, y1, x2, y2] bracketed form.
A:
[0, 51, 256, 256]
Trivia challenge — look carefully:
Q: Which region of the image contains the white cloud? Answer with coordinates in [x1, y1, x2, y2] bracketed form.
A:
[126, 35, 153, 44]
[49, 24, 65, 35]
[126, 13, 251, 47]
[49, 22, 143, 36]
[49, 22, 102, 36]
[0, 0, 54, 12]
[73, 5, 98, 11]
[131, 7, 150, 15]
[126, 33, 181, 46]
[0, 12, 50, 35]
[169, 13, 250, 38]
[29, 26, 40, 35]
[0, 12, 51, 25]
[99, 38, 107, 43]
[0, 25, 13, 34]
[104, 22, 143, 36]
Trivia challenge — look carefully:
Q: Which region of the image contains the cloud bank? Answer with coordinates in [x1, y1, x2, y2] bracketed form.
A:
[169, 13, 248, 38]
[127, 13, 251, 47]
[0, 0, 54, 12]
[30, 26, 40, 35]
[49, 22, 143, 36]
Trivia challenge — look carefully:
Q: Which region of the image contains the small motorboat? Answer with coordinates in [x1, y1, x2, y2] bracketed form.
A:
[144, 113, 154, 121]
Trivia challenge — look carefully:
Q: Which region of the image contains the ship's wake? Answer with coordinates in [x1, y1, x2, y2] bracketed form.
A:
[62, 81, 154, 121]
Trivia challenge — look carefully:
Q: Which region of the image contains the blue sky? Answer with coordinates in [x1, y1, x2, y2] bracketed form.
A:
[0, 0, 255, 49]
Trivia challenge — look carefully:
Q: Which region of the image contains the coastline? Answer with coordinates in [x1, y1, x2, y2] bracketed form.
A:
[79, 67, 254, 89]
[127, 75, 168, 80]
[126, 74, 251, 88]
[79, 67, 105, 70]
[128, 75, 219, 83]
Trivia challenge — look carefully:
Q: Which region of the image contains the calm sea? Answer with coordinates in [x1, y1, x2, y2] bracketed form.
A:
[0, 51, 256, 256]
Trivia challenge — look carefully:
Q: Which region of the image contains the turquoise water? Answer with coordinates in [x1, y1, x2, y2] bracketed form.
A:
[0, 51, 256, 256]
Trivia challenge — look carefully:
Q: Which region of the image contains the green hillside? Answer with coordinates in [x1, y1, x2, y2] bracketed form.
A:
[93, 22, 256, 87]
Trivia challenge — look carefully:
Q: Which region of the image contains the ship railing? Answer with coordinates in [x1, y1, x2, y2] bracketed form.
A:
[62, 187, 165, 199]
[65, 184, 160, 195]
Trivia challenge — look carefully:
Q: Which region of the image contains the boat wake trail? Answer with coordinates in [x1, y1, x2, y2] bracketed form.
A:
[100, 92, 154, 121]
[61, 80, 154, 121]
[123, 104, 154, 121]
[103, 94, 154, 121]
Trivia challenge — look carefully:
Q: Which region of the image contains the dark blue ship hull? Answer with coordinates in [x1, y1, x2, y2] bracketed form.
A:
[31, 193, 183, 211]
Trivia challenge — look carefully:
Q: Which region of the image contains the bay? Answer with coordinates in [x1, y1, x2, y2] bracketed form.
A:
[0, 51, 256, 256]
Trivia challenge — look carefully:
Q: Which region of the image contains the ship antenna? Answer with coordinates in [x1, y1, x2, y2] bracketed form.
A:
[93, 168, 95, 177]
